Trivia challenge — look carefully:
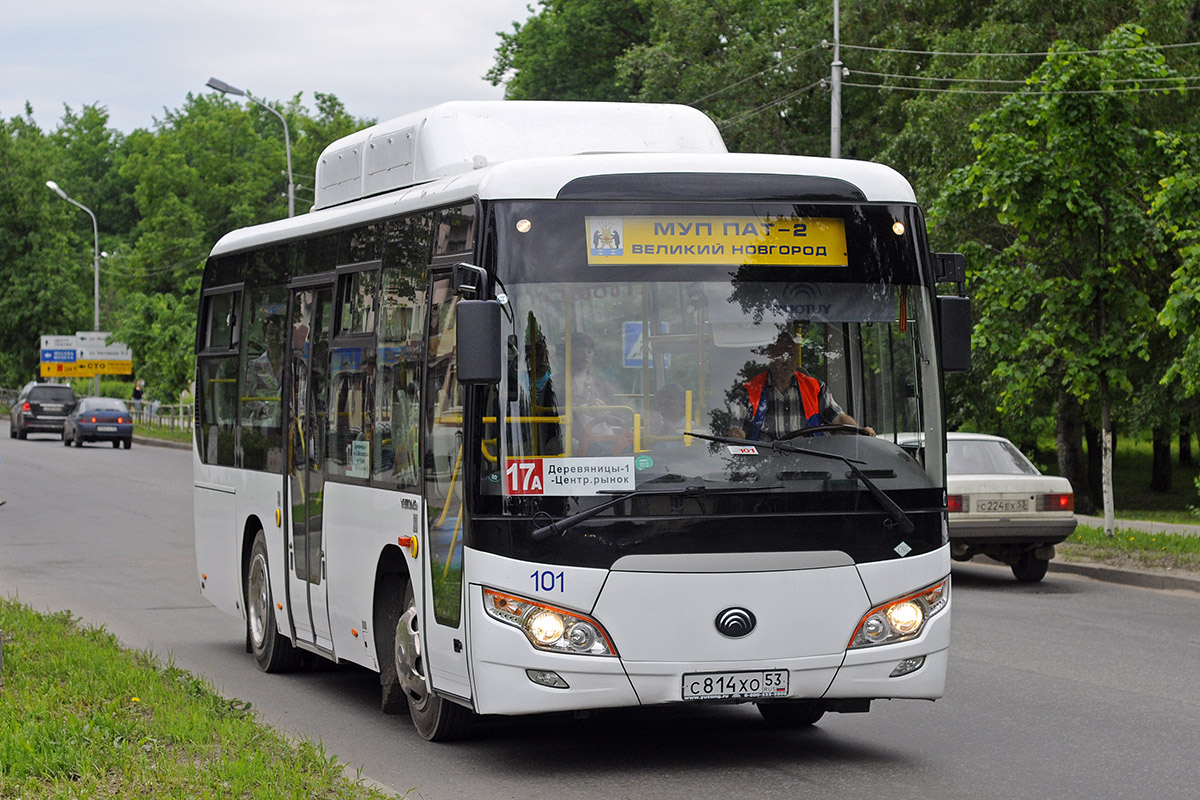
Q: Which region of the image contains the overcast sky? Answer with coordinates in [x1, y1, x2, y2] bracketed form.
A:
[2, 0, 535, 134]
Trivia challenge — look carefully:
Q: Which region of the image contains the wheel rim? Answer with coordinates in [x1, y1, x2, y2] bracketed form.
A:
[247, 552, 270, 648]
[395, 595, 430, 710]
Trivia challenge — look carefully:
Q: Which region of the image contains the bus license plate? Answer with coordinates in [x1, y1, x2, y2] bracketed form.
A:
[97, 425, 117, 433]
[682, 670, 789, 701]
[976, 499, 1027, 513]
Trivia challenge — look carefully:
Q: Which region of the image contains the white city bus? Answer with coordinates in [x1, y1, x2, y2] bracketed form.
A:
[193, 101, 970, 741]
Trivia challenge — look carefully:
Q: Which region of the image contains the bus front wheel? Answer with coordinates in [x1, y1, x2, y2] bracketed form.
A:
[393, 583, 473, 741]
[246, 530, 302, 673]
[375, 579, 410, 714]
[757, 700, 826, 728]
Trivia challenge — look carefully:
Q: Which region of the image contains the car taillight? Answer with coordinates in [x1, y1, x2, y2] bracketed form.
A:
[22, 402, 30, 412]
[1038, 493, 1074, 512]
[117, 417, 125, 423]
[91, 416, 98, 423]
[947, 494, 967, 513]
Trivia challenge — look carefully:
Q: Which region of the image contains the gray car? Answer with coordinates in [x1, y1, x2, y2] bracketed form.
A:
[9, 382, 78, 439]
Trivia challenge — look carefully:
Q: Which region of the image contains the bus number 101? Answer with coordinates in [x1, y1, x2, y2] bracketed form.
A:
[531, 570, 565, 593]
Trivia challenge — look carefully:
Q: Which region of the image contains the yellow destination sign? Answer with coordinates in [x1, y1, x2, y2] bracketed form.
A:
[41, 360, 133, 377]
[586, 216, 848, 267]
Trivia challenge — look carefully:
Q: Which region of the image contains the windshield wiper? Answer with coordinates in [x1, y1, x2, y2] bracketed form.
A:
[686, 432, 914, 536]
[530, 480, 781, 541]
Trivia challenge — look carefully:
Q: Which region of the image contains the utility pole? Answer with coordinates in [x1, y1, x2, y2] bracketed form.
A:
[831, 0, 842, 158]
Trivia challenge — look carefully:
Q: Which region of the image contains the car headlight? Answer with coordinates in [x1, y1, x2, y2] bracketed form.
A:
[483, 588, 617, 656]
[849, 579, 948, 649]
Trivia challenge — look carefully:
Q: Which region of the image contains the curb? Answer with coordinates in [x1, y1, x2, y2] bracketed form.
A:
[1049, 559, 1200, 594]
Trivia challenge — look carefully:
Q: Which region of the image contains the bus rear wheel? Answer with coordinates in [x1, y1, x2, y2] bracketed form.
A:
[246, 530, 302, 673]
[393, 583, 473, 741]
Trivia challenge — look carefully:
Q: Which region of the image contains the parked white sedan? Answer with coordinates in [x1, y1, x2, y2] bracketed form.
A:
[945, 432, 1076, 582]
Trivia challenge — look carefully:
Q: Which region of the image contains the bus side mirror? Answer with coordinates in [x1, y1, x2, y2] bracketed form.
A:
[457, 300, 502, 384]
[937, 295, 972, 373]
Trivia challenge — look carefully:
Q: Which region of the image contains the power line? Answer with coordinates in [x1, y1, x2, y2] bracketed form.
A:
[855, 68, 1199, 86]
[686, 43, 826, 107]
[833, 39, 1200, 58]
[716, 79, 825, 130]
[841, 80, 1200, 96]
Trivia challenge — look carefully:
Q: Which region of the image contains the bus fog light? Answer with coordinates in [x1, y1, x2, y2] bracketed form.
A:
[526, 669, 570, 689]
[890, 656, 926, 677]
[526, 610, 566, 645]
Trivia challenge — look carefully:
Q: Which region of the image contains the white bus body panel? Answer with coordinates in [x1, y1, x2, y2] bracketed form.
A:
[194, 455, 295, 639]
[320, 482, 422, 670]
[193, 479, 239, 616]
[464, 547, 950, 715]
[210, 152, 918, 262]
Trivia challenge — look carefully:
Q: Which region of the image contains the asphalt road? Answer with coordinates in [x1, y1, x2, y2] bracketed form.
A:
[2, 426, 1199, 799]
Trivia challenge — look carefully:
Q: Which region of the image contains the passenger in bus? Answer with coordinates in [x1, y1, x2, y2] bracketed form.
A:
[652, 382, 688, 449]
[566, 332, 631, 455]
[729, 328, 874, 441]
[566, 332, 613, 409]
[245, 314, 285, 424]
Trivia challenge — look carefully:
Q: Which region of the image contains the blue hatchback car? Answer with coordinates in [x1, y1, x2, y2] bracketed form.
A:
[63, 397, 134, 449]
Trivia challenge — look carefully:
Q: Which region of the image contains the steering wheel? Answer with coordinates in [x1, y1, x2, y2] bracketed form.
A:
[578, 414, 632, 456]
[584, 414, 626, 434]
[779, 423, 873, 440]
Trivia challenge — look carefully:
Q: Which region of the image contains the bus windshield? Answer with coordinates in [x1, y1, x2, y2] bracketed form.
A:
[474, 201, 946, 563]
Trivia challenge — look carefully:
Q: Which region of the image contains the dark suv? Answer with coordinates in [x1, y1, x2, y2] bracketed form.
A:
[9, 382, 78, 439]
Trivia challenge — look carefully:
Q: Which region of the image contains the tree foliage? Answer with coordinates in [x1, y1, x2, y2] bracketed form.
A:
[0, 93, 371, 398]
[489, 0, 1200, 506]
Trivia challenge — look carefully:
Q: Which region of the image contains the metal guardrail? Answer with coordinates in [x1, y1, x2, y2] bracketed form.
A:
[131, 402, 194, 432]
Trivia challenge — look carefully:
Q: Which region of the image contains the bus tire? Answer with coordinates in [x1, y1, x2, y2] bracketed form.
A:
[395, 583, 473, 741]
[246, 530, 302, 673]
[374, 578, 410, 715]
[757, 700, 825, 728]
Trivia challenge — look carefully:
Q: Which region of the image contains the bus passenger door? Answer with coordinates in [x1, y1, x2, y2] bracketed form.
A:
[420, 272, 471, 699]
[286, 283, 335, 653]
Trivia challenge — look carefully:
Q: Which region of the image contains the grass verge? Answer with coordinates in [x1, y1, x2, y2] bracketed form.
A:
[133, 423, 191, 446]
[1058, 523, 1200, 576]
[0, 599, 397, 799]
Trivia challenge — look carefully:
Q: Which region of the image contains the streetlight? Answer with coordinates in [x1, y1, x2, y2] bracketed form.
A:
[206, 77, 295, 217]
[45, 179, 101, 397]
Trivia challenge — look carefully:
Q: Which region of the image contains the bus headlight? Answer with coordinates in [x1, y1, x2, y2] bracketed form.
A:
[484, 588, 617, 656]
[849, 579, 948, 649]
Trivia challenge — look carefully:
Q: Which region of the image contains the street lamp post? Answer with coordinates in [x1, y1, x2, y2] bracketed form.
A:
[45, 180, 101, 397]
[206, 77, 295, 217]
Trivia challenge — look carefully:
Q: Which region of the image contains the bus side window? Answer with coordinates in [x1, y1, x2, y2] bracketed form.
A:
[196, 289, 241, 467]
[197, 356, 238, 466]
[373, 264, 425, 491]
[238, 289, 287, 471]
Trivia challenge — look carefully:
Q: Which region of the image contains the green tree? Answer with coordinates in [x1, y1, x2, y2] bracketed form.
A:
[952, 25, 1176, 525]
[487, 0, 650, 101]
[0, 107, 89, 385]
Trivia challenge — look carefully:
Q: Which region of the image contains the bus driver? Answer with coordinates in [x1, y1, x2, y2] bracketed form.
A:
[729, 327, 875, 441]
